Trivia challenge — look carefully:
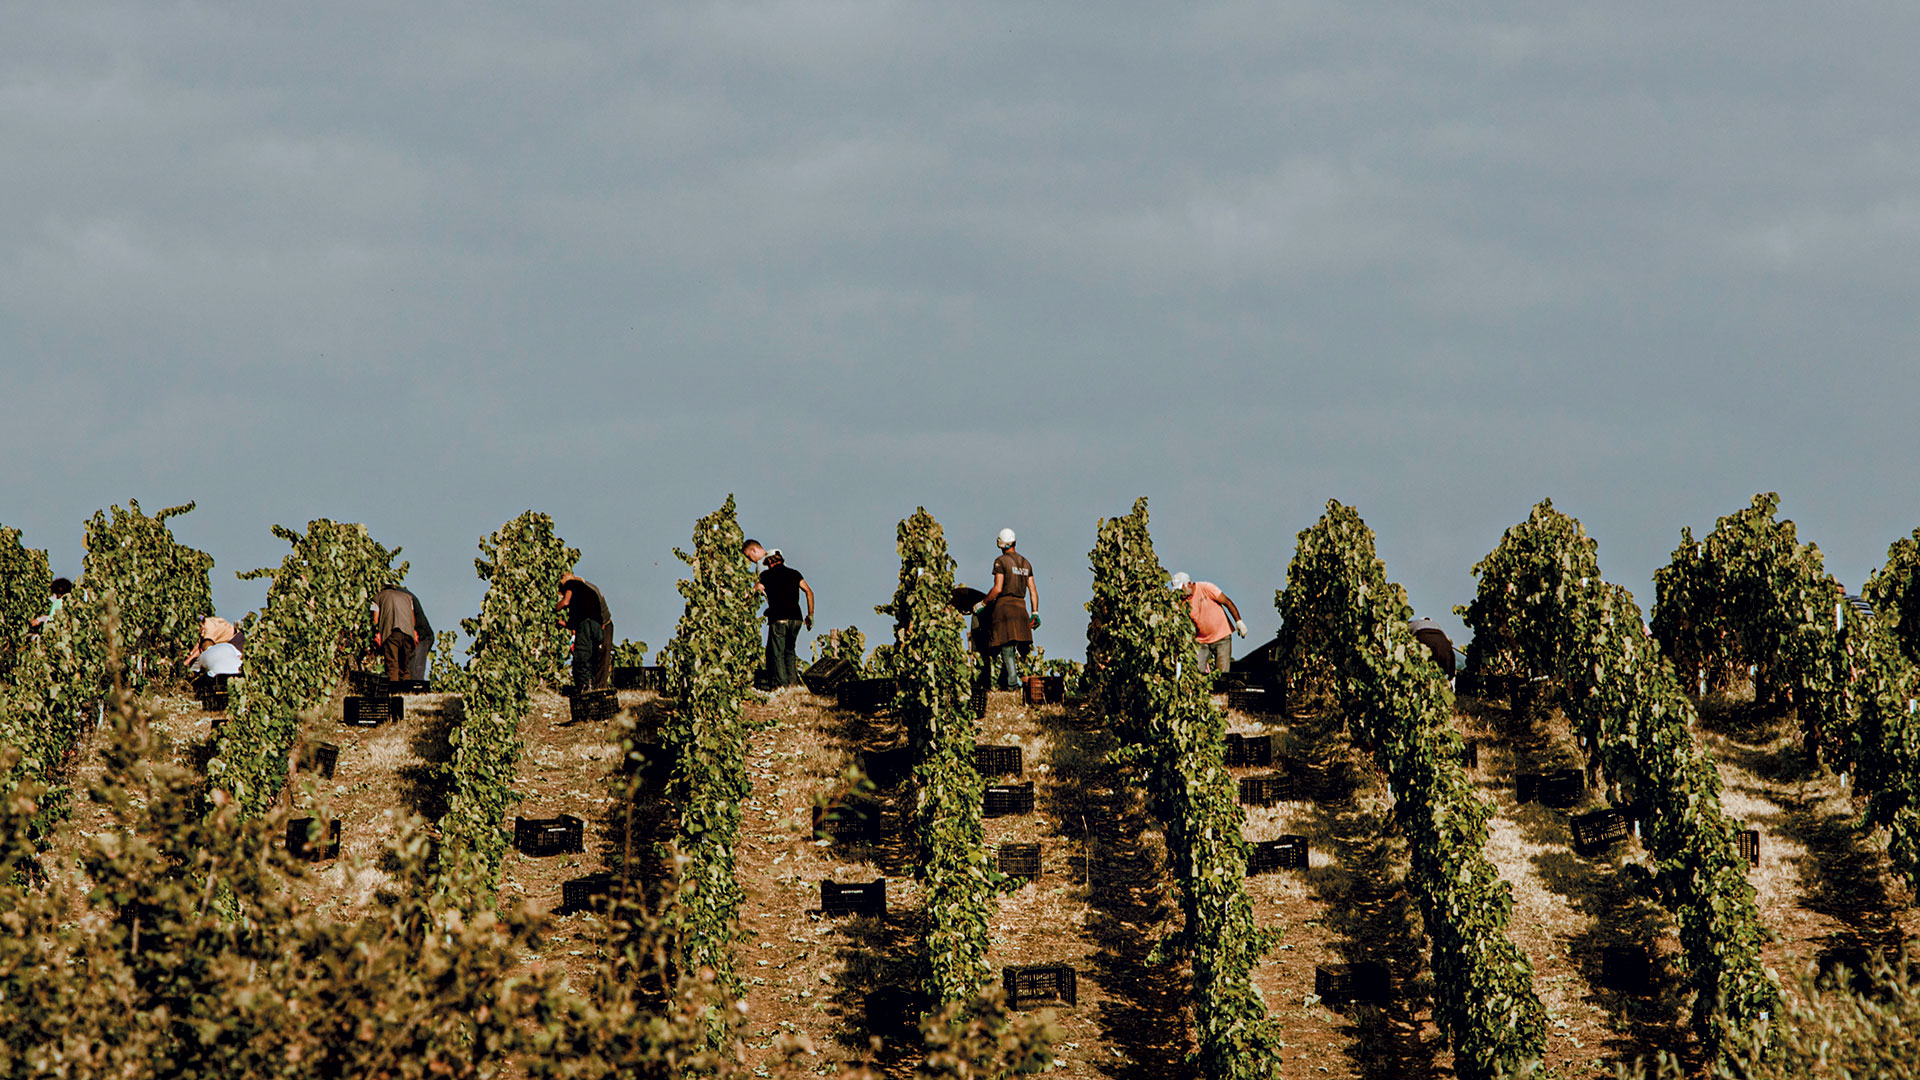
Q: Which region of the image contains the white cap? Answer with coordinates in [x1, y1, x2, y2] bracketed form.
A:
[1170, 572, 1190, 590]
[996, 528, 1016, 547]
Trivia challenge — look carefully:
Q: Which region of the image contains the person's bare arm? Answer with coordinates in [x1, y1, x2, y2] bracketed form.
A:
[800, 578, 816, 627]
[1220, 593, 1243, 623]
[1027, 575, 1040, 616]
[980, 572, 1006, 607]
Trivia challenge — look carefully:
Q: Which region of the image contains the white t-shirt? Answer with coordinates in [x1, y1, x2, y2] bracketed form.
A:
[192, 642, 243, 677]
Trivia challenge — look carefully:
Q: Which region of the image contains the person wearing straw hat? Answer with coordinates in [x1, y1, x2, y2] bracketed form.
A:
[1170, 571, 1246, 675]
[186, 615, 244, 677]
[972, 528, 1039, 690]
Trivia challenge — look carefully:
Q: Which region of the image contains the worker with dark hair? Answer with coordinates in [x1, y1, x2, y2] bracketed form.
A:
[558, 572, 613, 690]
[28, 577, 72, 635]
[372, 583, 420, 683]
[759, 548, 815, 687]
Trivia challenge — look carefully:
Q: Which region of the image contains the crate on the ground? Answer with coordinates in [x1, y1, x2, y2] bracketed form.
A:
[558, 871, 617, 914]
[813, 797, 884, 840]
[348, 669, 388, 695]
[1738, 828, 1760, 867]
[1570, 809, 1631, 856]
[570, 687, 619, 723]
[343, 694, 402, 727]
[310, 741, 339, 780]
[613, 665, 668, 691]
[974, 743, 1023, 777]
[863, 987, 931, 1043]
[514, 814, 585, 856]
[969, 685, 989, 719]
[997, 842, 1042, 880]
[1600, 945, 1652, 994]
[622, 742, 674, 789]
[1246, 835, 1309, 874]
[1516, 767, 1583, 808]
[390, 678, 434, 694]
[821, 878, 887, 917]
[983, 781, 1036, 818]
[1457, 671, 1517, 700]
[801, 657, 857, 695]
[1315, 962, 1390, 1006]
[1227, 687, 1278, 715]
[1460, 739, 1479, 770]
[858, 746, 914, 788]
[193, 672, 235, 711]
[1238, 772, 1297, 806]
[838, 677, 896, 715]
[1225, 732, 1273, 768]
[287, 817, 341, 861]
[1004, 964, 1076, 1008]
[1022, 675, 1065, 706]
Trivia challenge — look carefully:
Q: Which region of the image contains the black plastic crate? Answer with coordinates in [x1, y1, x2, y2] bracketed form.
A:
[801, 657, 856, 695]
[1225, 733, 1274, 768]
[288, 817, 341, 861]
[838, 677, 896, 715]
[1022, 675, 1065, 706]
[1599, 945, 1651, 994]
[1004, 963, 1076, 1008]
[813, 798, 883, 840]
[1315, 962, 1390, 1006]
[1571, 809, 1631, 856]
[1247, 835, 1309, 874]
[622, 742, 675, 789]
[821, 878, 887, 917]
[1517, 768, 1583, 808]
[613, 665, 667, 690]
[343, 695, 402, 727]
[1458, 672, 1517, 700]
[311, 741, 340, 780]
[514, 814, 585, 856]
[859, 746, 914, 788]
[193, 673, 235, 711]
[998, 842, 1042, 879]
[983, 781, 1035, 818]
[348, 669, 387, 695]
[975, 744, 1024, 777]
[570, 688, 620, 723]
[1238, 773, 1297, 806]
[390, 678, 434, 694]
[1738, 829, 1760, 867]
[1228, 688, 1277, 715]
[864, 987, 931, 1042]
[970, 685, 989, 719]
[1460, 739, 1479, 770]
[558, 871, 617, 914]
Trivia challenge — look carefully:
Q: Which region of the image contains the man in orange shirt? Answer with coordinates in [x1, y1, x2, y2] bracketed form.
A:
[1170, 571, 1247, 675]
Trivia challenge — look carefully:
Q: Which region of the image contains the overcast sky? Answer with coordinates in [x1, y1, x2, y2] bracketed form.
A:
[4, 3, 1918, 662]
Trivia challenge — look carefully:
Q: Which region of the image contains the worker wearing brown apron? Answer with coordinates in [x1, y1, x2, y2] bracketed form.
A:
[972, 528, 1040, 690]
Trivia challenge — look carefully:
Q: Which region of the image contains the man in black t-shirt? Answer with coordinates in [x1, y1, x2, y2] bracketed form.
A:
[557, 572, 614, 690]
[759, 549, 814, 687]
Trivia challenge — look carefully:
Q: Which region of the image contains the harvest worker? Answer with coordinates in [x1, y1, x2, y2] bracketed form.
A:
[372, 584, 420, 683]
[400, 586, 433, 681]
[28, 577, 73, 635]
[759, 549, 815, 688]
[558, 572, 613, 690]
[1170, 572, 1247, 675]
[185, 616, 243, 670]
[1408, 617, 1456, 675]
[972, 529, 1039, 690]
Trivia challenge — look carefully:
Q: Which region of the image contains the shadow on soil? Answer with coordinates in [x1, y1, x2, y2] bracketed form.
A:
[1042, 700, 1194, 1080]
[1281, 706, 1445, 1080]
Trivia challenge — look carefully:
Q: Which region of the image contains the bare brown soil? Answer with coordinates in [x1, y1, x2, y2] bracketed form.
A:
[67, 677, 1920, 1080]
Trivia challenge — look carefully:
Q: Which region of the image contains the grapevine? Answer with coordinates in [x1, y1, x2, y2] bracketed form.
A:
[72, 500, 214, 688]
[659, 495, 759, 1040]
[1867, 527, 1920, 668]
[1091, 498, 1285, 1080]
[1279, 500, 1546, 1079]
[0, 524, 51, 679]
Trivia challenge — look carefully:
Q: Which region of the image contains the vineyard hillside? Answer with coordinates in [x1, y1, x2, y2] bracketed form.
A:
[49, 667, 1919, 1079]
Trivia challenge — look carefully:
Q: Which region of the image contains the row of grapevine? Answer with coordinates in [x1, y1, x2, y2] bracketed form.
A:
[0, 523, 52, 678]
[1866, 527, 1920, 667]
[1650, 493, 1846, 762]
[437, 511, 577, 898]
[878, 508, 993, 1007]
[1461, 499, 1777, 1060]
[1278, 500, 1548, 1079]
[73, 500, 215, 688]
[209, 520, 401, 818]
[1087, 498, 1284, 1080]
[658, 495, 760, 1044]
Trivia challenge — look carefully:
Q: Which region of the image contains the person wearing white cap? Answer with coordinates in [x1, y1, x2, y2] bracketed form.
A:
[1171, 571, 1247, 675]
[972, 528, 1039, 690]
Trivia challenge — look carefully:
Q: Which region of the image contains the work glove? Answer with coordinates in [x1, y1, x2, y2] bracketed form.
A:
[972, 602, 986, 615]
[1235, 619, 1248, 638]
[1029, 613, 1042, 630]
